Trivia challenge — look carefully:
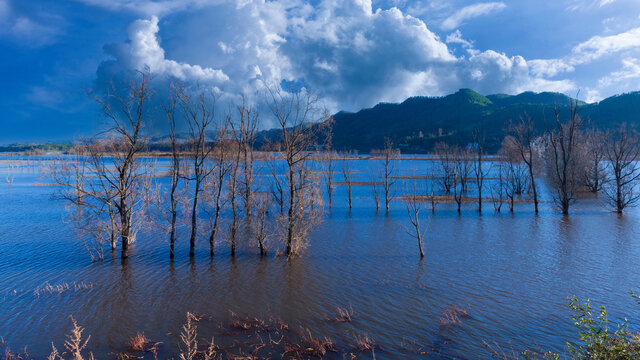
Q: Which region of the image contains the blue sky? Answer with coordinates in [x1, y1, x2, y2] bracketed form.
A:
[1, 0, 640, 142]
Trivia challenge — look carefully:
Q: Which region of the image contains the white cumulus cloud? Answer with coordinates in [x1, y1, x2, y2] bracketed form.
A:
[441, 2, 506, 31]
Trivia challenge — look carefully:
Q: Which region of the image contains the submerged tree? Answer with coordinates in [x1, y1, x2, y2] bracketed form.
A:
[603, 124, 640, 214]
[405, 179, 426, 258]
[545, 101, 583, 215]
[507, 114, 540, 213]
[434, 142, 455, 194]
[177, 86, 216, 258]
[204, 119, 231, 257]
[341, 154, 354, 209]
[267, 86, 329, 256]
[166, 90, 180, 258]
[472, 129, 488, 213]
[582, 127, 607, 193]
[54, 74, 152, 260]
[376, 139, 398, 212]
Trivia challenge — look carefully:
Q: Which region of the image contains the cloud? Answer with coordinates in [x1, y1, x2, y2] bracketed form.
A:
[0, 1, 63, 47]
[526, 26, 640, 80]
[461, 50, 575, 95]
[0, 0, 9, 22]
[91, 0, 580, 119]
[571, 27, 640, 65]
[598, 57, 640, 87]
[441, 2, 506, 31]
[99, 16, 228, 85]
[72, 0, 219, 17]
[446, 29, 473, 48]
[528, 59, 575, 78]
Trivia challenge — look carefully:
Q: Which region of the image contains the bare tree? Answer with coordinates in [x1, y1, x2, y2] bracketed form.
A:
[236, 95, 259, 220]
[268, 156, 285, 215]
[506, 115, 541, 213]
[490, 163, 505, 212]
[323, 150, 338, 207]
[62, 75, 152, 260]
[425, 173, 439, 214]
[405, 179, 426, 258]
[166, 91, 180, 258]
[434, 142, 455, 193]
[227, 124, 242, 257]
[603, 124, 640, 213]
[452, 170, 464, 214]
[342, 155, 354, 209]
[377, 139, 398, 212]
[545, 101, 583, 215]
[254, 194, 271, 256]
[370, 172, 381, 211]
[582, 127, 606, 193]
[204, 120, 231, 257]
[456, 146, 473, 193]
[267, 86, 328, 256]
[472, 129, 488, 212]
[177, 86, 216, 258]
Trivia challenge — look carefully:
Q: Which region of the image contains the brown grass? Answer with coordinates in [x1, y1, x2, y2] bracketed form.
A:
[437, 305, 469, 326]
[353, 332, 376, 352]
[324, 305, 354, 322]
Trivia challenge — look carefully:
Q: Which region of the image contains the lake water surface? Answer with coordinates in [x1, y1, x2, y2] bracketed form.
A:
[1, 155, 639, 359]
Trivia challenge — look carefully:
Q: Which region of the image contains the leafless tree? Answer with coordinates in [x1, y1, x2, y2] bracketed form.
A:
[322, 150, 338, 207]
[268, 156, 286, 215]
[227, 122, 242, 257]
[342, 154, 354, 209]
[267, 86, 329, 256]
[166, 92, 180, 258]
[434, 142, 455, 193]
[472, 129, 489, 212]
[235, 95, 259, 220]
[254, 194, 271, 256]
[425, 173, 439, 214]
[404, 179, 426, 258]
[370, 172, 380, 211]
[505, 159, 528, 212]
[457, 146, 473, 193]
[545, 101, 583, 215]
[54, 75, 152, 260]
[507, 115, 541, 213]
[176, 86, 216, 258]
[49, 145, 115, 260]
[582, 127, 606, 193]
[204, 120, 231, 257]
[376, 139, 399, 212]
[603, 124, 640, 213]
[452, 170, 464, 214]
[490, 163, 505, 212]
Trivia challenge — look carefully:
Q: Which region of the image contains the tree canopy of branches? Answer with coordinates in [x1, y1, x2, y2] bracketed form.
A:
[545, 101, 583, 215]
[52, 74, 151, 260]
[507, 114, 540, 213]
[603, 124, 640, 214]
[267, 86, 329, 256]
[176, 86, 216, 258]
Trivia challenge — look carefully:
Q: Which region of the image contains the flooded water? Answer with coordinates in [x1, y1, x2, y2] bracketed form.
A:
[1, 155, 640, 359]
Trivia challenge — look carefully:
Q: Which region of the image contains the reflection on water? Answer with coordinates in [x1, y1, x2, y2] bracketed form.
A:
[1, 156, 640, 359]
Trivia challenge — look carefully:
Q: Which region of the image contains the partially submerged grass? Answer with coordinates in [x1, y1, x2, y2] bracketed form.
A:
[436, 305, 469, 327]
[33, 282, 93, 297]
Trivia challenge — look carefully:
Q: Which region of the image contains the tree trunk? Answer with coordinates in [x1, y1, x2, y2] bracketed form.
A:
[189, 180, 200, 258]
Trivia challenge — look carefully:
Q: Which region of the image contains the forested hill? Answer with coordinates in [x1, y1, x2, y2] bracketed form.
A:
[324, 89, 640, 153]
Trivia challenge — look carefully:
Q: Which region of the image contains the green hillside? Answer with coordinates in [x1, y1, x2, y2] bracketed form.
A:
[326, 89, 640, 153]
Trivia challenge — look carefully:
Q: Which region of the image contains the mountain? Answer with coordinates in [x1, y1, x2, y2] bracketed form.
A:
[315, 89, 640, 153]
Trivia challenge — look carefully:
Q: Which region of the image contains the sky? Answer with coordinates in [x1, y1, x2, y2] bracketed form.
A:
[1, 0, 640, 142]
